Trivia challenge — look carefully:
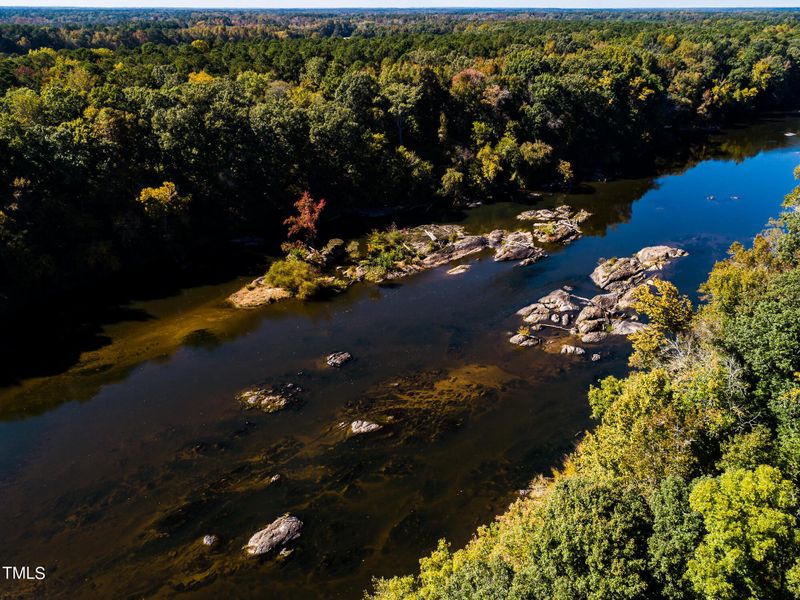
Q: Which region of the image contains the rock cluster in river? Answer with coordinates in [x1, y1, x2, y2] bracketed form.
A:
[511, 245, 688, 352]
[244, 515, 302, 557]
[228, 210, 584, 308]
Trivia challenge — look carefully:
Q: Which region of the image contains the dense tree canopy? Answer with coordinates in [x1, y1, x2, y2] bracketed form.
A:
[2, 9, 800, 318]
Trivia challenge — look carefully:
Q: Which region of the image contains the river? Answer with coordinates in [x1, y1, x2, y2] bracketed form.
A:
[1, 116, 799, 599]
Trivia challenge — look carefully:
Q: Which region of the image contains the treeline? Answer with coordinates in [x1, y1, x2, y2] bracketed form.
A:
[2, 11, 800, 317]
[369, 171, 800, 599]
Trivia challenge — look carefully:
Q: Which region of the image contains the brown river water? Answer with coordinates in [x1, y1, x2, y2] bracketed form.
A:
[1, 116, 800, 599]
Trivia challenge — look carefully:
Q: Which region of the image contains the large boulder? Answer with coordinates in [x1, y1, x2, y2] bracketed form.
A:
[610, 319, 647, 335]
[576, 305, 605, 323]
[486, 229, 506, 248]
[581, 331, 609, 344]
[326, 351, 352, 368]
[494, 231, 546, 262]
[590, 256, 645, 291]
[351, 420, 383, 435]
[538, 289, 580, 312]
[244, 515, 302, 557]
[591, 246, 687, 291]
[517, 303, 552, 324]
[636, 246, 689, 269]
[404, 224, 465, 255]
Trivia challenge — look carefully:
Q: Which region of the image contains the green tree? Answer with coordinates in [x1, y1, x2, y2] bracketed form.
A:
[688, 465, 800, 600]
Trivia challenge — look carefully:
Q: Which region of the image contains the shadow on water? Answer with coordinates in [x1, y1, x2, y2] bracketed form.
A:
[0, 114, 799, 600]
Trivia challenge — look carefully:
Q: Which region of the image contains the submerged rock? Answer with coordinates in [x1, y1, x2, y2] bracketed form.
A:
[244, 515, 302, 557]
[237, 384, 300, 413]
[351, 420, 383, 435]
[326, 351, 352, 368]
[202, 534, 218, 547]
[227, 283, 290, 309]
[446, 264, 471, 275]
[591, 353, 601, 362]
[581, 331, 609, 344]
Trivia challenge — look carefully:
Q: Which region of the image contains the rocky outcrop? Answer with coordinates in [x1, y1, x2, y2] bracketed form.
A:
[591, 246, 688, 291]
[326, 351, 352, 368]
[493, 231, 547, 263]
[511, 246, 688, 353]
[237, 383, 301, 413]
[517, 204, 592, 245]
[517, 289, 579, 327]
[244, 515, 302, 557]
[533, 220, 582, 244]
[422, 234, 488, 268]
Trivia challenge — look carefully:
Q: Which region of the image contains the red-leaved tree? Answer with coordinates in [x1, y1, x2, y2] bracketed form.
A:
[284, 191, 326, 243]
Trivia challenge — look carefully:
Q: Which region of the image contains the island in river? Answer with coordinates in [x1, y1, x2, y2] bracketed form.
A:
[0, 116, 799, 599]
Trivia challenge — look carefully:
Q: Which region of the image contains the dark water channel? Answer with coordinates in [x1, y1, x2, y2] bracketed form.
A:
[1, 117, 799, 599]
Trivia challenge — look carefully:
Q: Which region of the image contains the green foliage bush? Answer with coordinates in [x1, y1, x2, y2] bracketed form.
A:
[263, 258, 322, 299]
[360, 227, 417, 282]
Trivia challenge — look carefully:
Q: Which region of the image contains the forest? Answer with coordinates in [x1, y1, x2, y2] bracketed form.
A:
[2, 9, 800, 319]
[2, 9, 800, 600]
[368, 173, 800, 600]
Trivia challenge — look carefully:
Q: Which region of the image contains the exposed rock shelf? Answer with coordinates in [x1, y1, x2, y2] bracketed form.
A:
[227, 204, 598, 309]
[511, 245, 688, 353]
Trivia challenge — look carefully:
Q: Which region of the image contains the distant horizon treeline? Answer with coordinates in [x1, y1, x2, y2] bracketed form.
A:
[2, 10, 800, 317]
